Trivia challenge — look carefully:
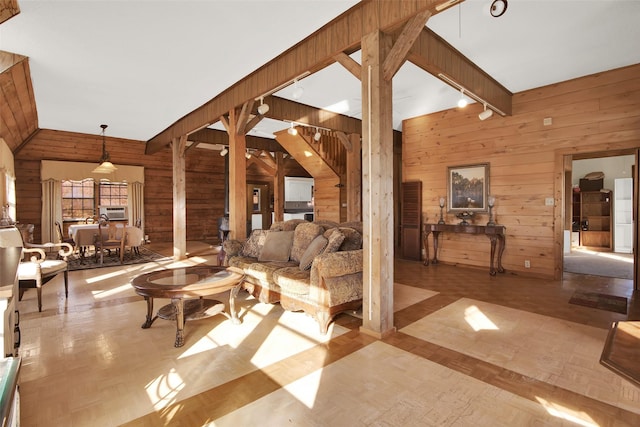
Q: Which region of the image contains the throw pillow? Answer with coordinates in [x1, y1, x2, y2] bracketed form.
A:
[240, 229, 269, 258]
[338, 227, 363, 251]
[299, 235, 328, 271]
[258, 231, 294, 262]
[290, 222, 324, 263]
[323, 228, 345, 254]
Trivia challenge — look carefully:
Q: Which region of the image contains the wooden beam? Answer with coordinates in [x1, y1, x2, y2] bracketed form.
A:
[188, 128, 287, 153]
[172, 135, 187, 260]
[274, 152, 285, 222]
[146, 0, 448, 154]
[335, 131, 352, 151]
[346, 132, 362, 222]
[227, 108, 247, 240]
[334, 52, 362, 80]
[383, 9, 431, 81]
[247, 155, 276, 176]
[0, 0, 19, 25]
[407, 27, 512, 115]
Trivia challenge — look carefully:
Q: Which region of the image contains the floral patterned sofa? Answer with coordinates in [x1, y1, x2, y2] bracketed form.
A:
[222, 219, 363, 333]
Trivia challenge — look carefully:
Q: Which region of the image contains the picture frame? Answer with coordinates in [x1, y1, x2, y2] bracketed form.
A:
[447, 163, 490, 212]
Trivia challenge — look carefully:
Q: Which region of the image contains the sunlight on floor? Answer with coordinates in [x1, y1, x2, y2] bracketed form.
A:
[147, 368, 185, 410]
[535, 397, 599, 427]
[91, 283, 132, 299]
[283, 368, 323, 409]
[464, 305, 499, 331]
[574, 247, 633, 263]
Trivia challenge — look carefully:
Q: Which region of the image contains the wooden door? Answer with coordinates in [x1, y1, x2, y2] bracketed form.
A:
[400, 181, 422, 261]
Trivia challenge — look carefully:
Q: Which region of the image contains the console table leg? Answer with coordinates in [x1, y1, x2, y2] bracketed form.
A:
[496, 235, 506, 273]
[172, 298, 185, 348]
[488, 235, 498, 276]
[141, 297, 156, 329]
[432, 231, 440, 264]
[423, 231, 431, 266]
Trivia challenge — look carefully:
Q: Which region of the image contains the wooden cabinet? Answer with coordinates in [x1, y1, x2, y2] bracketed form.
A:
[580, 190, 612, 250]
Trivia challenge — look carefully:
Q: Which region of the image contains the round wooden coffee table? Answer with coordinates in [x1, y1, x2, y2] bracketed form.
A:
[131, 265, 245, 347]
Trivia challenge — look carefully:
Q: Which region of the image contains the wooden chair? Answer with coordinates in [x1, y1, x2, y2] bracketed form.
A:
[94, 221, 126, 265]
[54, 221, 75, 248]
[17, 224, 73, 312]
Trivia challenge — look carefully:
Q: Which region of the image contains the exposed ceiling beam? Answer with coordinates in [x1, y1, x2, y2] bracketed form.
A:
[334, 52, 362, 81]
[188, 128, 287, 153]
[406, 27, 512, 115]
[383, 9, 432, 81]
[0, 0, 19, 25]
[145, 0, 452, 154]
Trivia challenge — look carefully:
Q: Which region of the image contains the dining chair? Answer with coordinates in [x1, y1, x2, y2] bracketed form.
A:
[94, 221, 126, 265]
[124, 226, 144, 257]
[17, 224, 73, 312]
[54, 221, 75, 249]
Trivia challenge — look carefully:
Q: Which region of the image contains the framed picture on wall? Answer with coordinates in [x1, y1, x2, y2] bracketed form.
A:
[447, 163, 490, 212]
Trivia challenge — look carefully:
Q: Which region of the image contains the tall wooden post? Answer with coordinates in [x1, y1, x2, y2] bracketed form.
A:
[274, 152, 285, 222]
[227, 108, 247, 240]
[172, 135, 187, 259]
[360, 31, 395, 338]
[347, 133, 362, 221]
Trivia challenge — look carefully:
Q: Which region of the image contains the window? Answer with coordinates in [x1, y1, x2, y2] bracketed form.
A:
[62, 179, 95, 220]
[99, 181, 127, 206]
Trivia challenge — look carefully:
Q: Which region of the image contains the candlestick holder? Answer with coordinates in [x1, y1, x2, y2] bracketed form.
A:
[438, 197, 445, 224]
[487, 196, 496, 226]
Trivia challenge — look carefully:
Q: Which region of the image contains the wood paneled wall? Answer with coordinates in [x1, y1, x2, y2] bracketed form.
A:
[14, 129, 314, 243]
[403, 64, 640, 279]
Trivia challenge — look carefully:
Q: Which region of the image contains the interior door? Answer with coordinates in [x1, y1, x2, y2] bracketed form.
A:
[247, 183, 271, 230]
[634, 152, 639, 290]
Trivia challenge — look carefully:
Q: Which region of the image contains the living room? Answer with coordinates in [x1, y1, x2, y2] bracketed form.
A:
[1, 1, 640, 425]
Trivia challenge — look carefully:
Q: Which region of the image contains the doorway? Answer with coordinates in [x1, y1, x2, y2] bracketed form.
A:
[563, 152, 635, 286]
[247, 183, 271, 231]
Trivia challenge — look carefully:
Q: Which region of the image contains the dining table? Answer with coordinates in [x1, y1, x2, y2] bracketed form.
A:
[68, 223, 143, 255]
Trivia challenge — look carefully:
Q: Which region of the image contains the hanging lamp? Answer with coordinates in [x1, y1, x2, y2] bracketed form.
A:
[92, 124, 117, 174]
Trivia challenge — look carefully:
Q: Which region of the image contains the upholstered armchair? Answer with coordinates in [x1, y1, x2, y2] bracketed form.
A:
[17, 224, 73, 312]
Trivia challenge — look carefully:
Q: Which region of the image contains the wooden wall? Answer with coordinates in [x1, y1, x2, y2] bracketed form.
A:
[403, 64, 640, 279]
[13, 129, 307, 243]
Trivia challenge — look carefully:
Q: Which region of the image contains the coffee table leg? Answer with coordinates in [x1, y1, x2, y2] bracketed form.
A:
[172, 297, 185, 347]
[141, 297, 156, 328]
[229, 283, 242, 325]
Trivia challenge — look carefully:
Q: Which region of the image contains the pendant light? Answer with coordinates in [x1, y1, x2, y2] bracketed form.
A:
[92, 124, 117, 174]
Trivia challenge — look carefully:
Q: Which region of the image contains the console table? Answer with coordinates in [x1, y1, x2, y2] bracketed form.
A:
[423, 223, 506, 275]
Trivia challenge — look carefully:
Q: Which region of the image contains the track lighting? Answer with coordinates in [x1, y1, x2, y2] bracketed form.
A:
[219, 147, 228, 156]
[457, 89, 468, 108]
[245, 150, 252, 159]
[287, 122, 298, 136]
[257, 97, 269, 115]
[438, 73, 507, 117]
[292, 79, 304, 100]
[479, 103, 494, 121]
[313, 129, 322, 142]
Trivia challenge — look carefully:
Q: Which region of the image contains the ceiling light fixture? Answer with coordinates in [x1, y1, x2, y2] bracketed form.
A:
[257, 97, 269, 115]
[219, 147, 228, 156]
[92, 124, 117, 174]
[479, 103, 494, 120]
[254, 71, 311, 106]
[287, 122, 298, 136]
[292, 79, 304, 100]
[438, 73, 506, 117]
[490, 0, 508, 17]
[457, 89, 468, 108]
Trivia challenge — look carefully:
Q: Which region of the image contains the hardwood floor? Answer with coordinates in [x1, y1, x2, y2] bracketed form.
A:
[15, 243, 640, 426]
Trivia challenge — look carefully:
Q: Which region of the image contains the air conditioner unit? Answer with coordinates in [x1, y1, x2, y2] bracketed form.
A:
[99, 206, 127, 220]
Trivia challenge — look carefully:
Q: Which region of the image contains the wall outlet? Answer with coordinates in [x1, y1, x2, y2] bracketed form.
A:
[524, 260, 531, 268]
[545, 197, 554, 206]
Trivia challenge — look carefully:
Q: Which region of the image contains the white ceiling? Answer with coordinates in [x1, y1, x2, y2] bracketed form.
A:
[1, 0, 639, 142]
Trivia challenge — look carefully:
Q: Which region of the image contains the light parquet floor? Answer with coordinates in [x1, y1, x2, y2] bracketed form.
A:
[14, 243, 640, 426]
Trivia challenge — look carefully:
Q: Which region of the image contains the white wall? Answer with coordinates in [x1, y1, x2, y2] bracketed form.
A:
[572, 155, 635, 191]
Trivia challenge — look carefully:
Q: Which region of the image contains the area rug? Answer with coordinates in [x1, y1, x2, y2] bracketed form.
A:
[569, 291, 628, 314]
[64, 247, 170, 271]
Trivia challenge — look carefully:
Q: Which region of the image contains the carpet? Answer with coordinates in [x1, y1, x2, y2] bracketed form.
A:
[564, 249, 633, 280]
[569, 291, 628, 314]
[65, 247, 170, 271]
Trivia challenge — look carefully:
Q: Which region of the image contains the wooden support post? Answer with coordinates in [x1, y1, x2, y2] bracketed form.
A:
[347, 133, 362, 222]
[274, 152, 285, 222]
[360, 30, 395, 338]
[172, 135, 187, 260]
[227, 108, 247, 240]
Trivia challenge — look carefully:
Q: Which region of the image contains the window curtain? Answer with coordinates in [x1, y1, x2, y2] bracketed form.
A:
[0, 139, 16, 220]
[128, 181, 144, 232]
[41, 178, 62, 243]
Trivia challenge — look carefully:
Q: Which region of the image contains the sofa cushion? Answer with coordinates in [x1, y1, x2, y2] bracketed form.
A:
[241, 229, 269, 258]
[299, 234, 328, 271]
[245, 261, 295, 288]
[273, 267, 311, 295]
[258, 230, 294, 262]
[338, 227, 363, 251]
[270, 219, 306, 232]
[290, 222, 324, 263]
[323, 228, 345, 254]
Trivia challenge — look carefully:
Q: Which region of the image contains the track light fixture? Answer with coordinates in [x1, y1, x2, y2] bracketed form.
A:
[291, 79, 304, 100]
[287, 122, 298, 136]
[457, 89, 468, 108]
[257, 97, 269, 115]
[219, 147, 228, 156]
[313, 128, 322, 142]
[245, 150, 252, 159]
[438, 73, 506, 117]
[479, 103, 494, 121]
